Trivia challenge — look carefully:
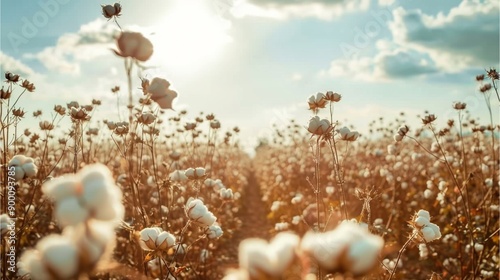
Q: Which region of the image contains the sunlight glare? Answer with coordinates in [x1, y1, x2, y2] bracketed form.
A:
[151, 0, 232, 73]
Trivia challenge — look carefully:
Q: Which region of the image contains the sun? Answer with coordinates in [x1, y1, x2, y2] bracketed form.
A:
[150, 0, 232, 73]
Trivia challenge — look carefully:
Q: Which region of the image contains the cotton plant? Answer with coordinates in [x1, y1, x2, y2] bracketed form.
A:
[17, 164, 124, 279]
[8, 154, 38, 180]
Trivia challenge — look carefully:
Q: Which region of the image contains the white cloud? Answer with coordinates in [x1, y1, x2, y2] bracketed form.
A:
[389, 0, 499, 70]
[323, 0, 499, 81]
[378, 0, 395, 6]
[0, 51, 36, 78]
[231, 0, 370, 20]
[24, 18, 119, 75]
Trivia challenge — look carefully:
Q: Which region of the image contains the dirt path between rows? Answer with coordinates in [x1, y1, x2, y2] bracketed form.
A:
[216, 170, 271, 274]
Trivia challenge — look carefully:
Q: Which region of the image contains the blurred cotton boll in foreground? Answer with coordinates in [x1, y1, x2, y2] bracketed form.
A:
[301, 220, 384, 276]
[18, 235, 79, 279]
[42, 164, 124, 227]
[8, 154, 38, 180]
[236, 232, 299, 279]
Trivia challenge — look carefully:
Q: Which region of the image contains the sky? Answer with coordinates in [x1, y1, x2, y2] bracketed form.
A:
[1, 0, 499, 152]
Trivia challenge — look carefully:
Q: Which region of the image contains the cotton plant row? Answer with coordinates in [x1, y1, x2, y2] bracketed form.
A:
[0, 4, 250, 279]
[252, 80, 499, 279]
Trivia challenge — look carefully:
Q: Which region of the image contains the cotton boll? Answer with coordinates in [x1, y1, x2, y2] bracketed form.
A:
[348, 234, 385, 275]
[38, 235, 79, 279]
[239, 232, 299, 277]
[292, 215, 301, 225]
[156, 231, 176, 250]
[427, 223, 441, 240]
[12, 166, 25, 180]
[474, 243, 484, 252]
[207, 225, 223, 239]
[139, 227, 161, 251]
[421, 227, 436, 242]
[56, 197, 89, 227]
[22, 161, 38, 178]
[43, 176, 80, 202]
[419, 243, 428, 259]
[414, 216, 430, 227]
[417, 210, 431, 220]
[17, 250, 51, 280]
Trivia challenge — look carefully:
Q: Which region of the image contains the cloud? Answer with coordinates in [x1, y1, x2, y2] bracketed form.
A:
[0, 51, 36, 78]
[231, 0, 370, 20]
[390, 0, 499, 70]
[24, 18, 119, 75]
[323, 0, 499, 81]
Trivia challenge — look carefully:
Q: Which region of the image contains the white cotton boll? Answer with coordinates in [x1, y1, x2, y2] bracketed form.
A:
[220, 188, 234, 200]
[81, 165, 114, 206]
[17, 250, 51, 280]
[438, 181, 448, 191]
[195, 167, 206, 177]
[92, 187, 124, 223]
[169, 170, 187, 182]
[22, 161, 38, 178]
[325, 186, 334, 195]
[185, 168, 195, 178]
[68, 221, 115, 265]
[417, 210, 431, 220]
[156, 231, 176, 250]
[239, 232, 299, 277]
[139, 227, 161, 251]
[301, 228, 353, 271]
[12, 166, 25, 180]
[474, 243, 484, 252]
[204, 178, 215, 187]
[401, 182, 408, 190]
[291, 194, 303, 204]
[271, 201, 281, 212]
[419, 243, 428, 259]
[484, 178, 493, 188]
[56, 197, 89, 227]
[207, 225, 223, 239]
[426, 180, 433, 189]
[427, 223, 441, 240]
[198, 211, 217, 226]
[348, 234, 385, 275]
[38, 235, 79, 279]
[481, 164, 489, 174]
[292, 215, 301, 225]
[42, 176, 80, 202]
[275, 222, 289, 231]
[424, 189, 433, 199]
[186, 198, 216, 226]
[147, 176, 156, 187]
[414, 216, 430, 227]
[0, 214, 13, 235]
[421, 227, 436, 242]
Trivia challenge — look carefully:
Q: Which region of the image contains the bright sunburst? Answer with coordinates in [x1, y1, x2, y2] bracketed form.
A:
[151, 0, 232, 73]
